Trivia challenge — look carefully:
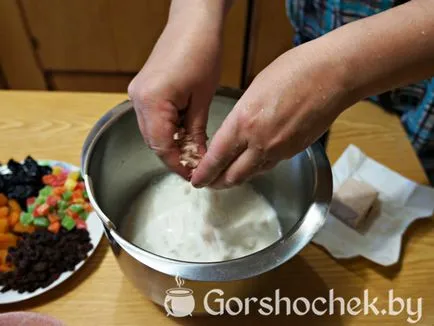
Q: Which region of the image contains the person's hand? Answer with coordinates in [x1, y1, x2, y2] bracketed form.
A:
[191, 40, 356, 188]
[128, 5, 224, 179]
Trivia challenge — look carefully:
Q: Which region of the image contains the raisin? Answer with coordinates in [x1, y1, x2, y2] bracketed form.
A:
[0, 229, 93, 293]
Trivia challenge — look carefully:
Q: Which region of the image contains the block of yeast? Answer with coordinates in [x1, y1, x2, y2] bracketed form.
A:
[330, 177, 379, 228]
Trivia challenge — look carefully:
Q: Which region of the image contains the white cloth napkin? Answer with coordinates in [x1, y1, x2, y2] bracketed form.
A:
[312, 144, 434, 266]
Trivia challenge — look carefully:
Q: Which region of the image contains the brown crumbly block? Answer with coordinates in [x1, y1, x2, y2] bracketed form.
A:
[330, 177, 379, 228]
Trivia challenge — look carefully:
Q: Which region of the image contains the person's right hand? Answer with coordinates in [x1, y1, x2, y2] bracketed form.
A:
[128, 3, 225, 179]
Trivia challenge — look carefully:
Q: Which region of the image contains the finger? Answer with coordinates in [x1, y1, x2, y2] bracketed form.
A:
[148, 117, 192, 180]
[150, 125, 192, 180]
[249, 160, 278, 179]
[190, 116, 245, 187]
[155, 145, 191, 180]
[133, 103, 150, 146]
[184, 92, 211, 156]
[259, 160, 277, 172]
[209, 148, 266, 189]
[135, 100, 191, 180]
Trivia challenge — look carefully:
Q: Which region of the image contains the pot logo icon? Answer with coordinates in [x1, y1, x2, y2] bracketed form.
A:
[164, 275, 195, 317]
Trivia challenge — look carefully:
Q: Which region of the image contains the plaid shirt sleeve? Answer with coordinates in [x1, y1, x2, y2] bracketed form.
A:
[286, 0, 434, 175]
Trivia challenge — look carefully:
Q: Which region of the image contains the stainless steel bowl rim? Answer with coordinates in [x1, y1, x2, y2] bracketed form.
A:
[81, 89, 333, 282]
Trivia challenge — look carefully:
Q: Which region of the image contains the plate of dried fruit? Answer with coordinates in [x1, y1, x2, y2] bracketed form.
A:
[0, 157, 104, 304]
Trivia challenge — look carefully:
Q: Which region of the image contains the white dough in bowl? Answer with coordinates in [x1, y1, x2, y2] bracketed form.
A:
[127, 174, 282, 262]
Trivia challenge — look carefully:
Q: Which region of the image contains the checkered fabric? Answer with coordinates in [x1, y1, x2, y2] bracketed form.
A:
[285, 0, 434, 177]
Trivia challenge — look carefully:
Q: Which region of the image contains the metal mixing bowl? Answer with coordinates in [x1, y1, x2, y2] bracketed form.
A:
[81, 88, 332, 313]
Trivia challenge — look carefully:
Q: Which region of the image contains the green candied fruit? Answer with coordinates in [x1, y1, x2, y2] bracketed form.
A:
[35, 197, 46, 205]
[61, 216, 76, 231]
[40, 186, 53, 196]
[34, 217, 50, 228]
[79, 210, 89, 221]
[62, 190, 73, 201]
[69, 204, 84, 213]
[27, 204, 36, 213]
[58, 211, 67, 220]
[58, 200, 69, 211]
[20, 212, 34, 225]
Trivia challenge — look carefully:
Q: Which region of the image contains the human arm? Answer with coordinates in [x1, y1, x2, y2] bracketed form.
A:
[128, 0, 234, 179]
[191, 0, 434, 188]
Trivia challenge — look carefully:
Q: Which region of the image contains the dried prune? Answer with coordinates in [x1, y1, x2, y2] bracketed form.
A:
[7, 159, 24, 175]
[23, 156, 41, 178]
[0, 156, 52, 210]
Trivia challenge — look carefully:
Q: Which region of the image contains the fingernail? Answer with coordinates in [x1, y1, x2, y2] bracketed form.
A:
[192, 178, 208, 188]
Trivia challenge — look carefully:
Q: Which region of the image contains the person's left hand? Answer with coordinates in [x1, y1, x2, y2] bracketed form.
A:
[191, 40, 356, 188]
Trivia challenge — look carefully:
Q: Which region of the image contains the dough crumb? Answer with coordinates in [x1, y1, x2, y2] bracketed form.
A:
[174, 128, 202, 169]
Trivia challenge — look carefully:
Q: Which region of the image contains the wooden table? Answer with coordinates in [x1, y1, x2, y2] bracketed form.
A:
[0, 91, 433, 325]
